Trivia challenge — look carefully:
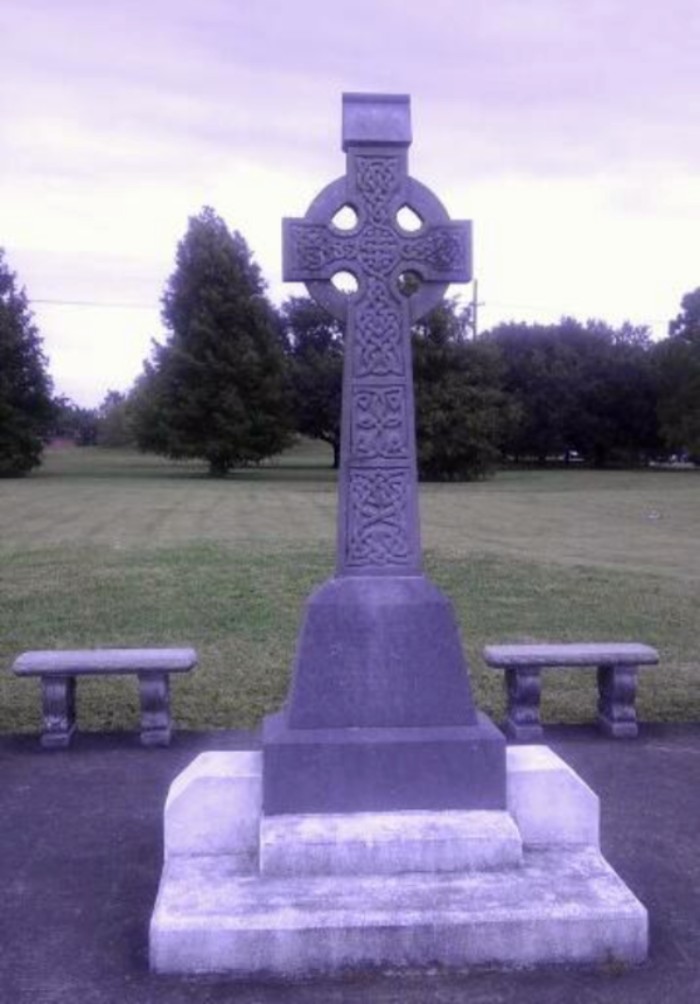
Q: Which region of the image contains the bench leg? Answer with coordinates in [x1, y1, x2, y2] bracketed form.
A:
[504, 666, 543, 741]
[597, 665, 639, 738]
[40, 676, 76, 749]
[138, 672, 172, 747]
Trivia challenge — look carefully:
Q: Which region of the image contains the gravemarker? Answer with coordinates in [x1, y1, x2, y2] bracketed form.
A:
[150, 95, 648, 977]
[263, 92, 505, 816]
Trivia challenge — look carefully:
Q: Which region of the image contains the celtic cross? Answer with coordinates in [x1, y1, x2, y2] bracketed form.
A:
[283, 93, 472, 576]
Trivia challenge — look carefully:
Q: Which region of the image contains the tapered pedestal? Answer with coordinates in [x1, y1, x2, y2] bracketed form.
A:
[262, 575, 506, 815]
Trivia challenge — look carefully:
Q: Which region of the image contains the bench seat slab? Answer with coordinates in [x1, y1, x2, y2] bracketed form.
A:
[483, 643, 658, 668]
[13, 648, 197, 677]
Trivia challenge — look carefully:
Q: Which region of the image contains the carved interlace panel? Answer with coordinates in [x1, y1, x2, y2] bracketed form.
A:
[352, 387, 408, 461]
[357, 225, 399, 277]
[354, 279, 403, 378]
[291, 224, 357, 273]
[402, 229, 465, 272]
[347, 469, 410, 567]
[356, 157, 400, 222]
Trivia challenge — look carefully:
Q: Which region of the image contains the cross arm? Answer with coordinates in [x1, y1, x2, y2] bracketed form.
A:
[282, 219, 357, 283]
[401, 221, 472, 284]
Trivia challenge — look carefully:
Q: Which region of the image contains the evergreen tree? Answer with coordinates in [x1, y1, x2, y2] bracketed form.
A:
[134, 208, 292, 475]
[0, 248, 54, 476]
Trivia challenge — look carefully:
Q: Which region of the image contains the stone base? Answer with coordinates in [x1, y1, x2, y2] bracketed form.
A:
[40, 725, 76, 750]
[263, 709, 506, 814]
[140, 726, 172, 748]
[149, 747, 648, 976]
[598, 714, 639, 739]
[505, 720, 544, 742]
[260, 809, 523, 876]
[150, 847, 647, 976]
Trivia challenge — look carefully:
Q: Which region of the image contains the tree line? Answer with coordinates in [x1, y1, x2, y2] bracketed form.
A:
[2, 208, 699, 479]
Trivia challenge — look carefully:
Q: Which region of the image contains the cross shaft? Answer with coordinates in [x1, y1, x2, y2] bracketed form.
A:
[283, 93, 472, 575]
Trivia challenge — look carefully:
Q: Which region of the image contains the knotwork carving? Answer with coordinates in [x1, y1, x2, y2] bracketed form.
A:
[291, 224, 357, 273]
[356, 156, 400, 222]
[347, 469, 410, 567]
[355, 279, 403, 377]
[403, 228, 465, 272]
[357, 225, 400, 277]
[352, 387, 408, 461]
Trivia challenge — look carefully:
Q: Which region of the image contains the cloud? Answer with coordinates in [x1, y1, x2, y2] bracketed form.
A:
[2, 0, 699, 403]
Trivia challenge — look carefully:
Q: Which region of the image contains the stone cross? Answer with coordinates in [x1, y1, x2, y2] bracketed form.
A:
[264, 94, 503, 817]
[283, 93, 472, 576]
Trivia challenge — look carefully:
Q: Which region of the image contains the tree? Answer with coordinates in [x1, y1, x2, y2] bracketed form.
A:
[282, 296, 343, 468]
[669, 287, 700, 342]
[0, 248, 54, 476]
[96, 389, 135, 447]
[655, 287, 700, 459]
[133, 208, 292, 476]
[555, 318, 659, 467]
[129, 361, 173, 457]
[50, 395, 98, 446]
[412, 299, 512, 480]
[485, 321, 571, 463]
[282, 294, 509, 479]
[487, 318, 659, 466]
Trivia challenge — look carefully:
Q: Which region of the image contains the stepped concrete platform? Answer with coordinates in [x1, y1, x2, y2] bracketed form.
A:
[151, 847, 646, 976]
[4, 724, 700, 1003]
[149, 746, 648, 977]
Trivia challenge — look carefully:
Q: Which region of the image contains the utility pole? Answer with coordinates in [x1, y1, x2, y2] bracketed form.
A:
[464, 279, 483, 338]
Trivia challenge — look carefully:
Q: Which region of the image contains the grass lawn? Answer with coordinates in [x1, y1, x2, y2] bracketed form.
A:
[1, 442, 698, 734]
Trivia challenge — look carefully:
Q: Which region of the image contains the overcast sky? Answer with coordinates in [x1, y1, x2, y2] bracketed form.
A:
[2, 0, 699, 406]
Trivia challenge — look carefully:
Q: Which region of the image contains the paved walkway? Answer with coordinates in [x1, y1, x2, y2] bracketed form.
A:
[1, 723, 699, 1003]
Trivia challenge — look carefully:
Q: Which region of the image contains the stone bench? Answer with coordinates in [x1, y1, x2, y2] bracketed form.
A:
[483, 642, 659, 740]
[12, 648, 197, 749]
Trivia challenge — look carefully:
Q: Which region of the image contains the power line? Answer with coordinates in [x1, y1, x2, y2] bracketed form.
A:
[31, 295, 671, 330]
[32, 298, 157, 310]
[484, 299, 669, 322]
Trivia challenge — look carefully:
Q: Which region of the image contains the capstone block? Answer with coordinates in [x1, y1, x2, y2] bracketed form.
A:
[164, 751, 261, 868]
[507, 745, 599, 847]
